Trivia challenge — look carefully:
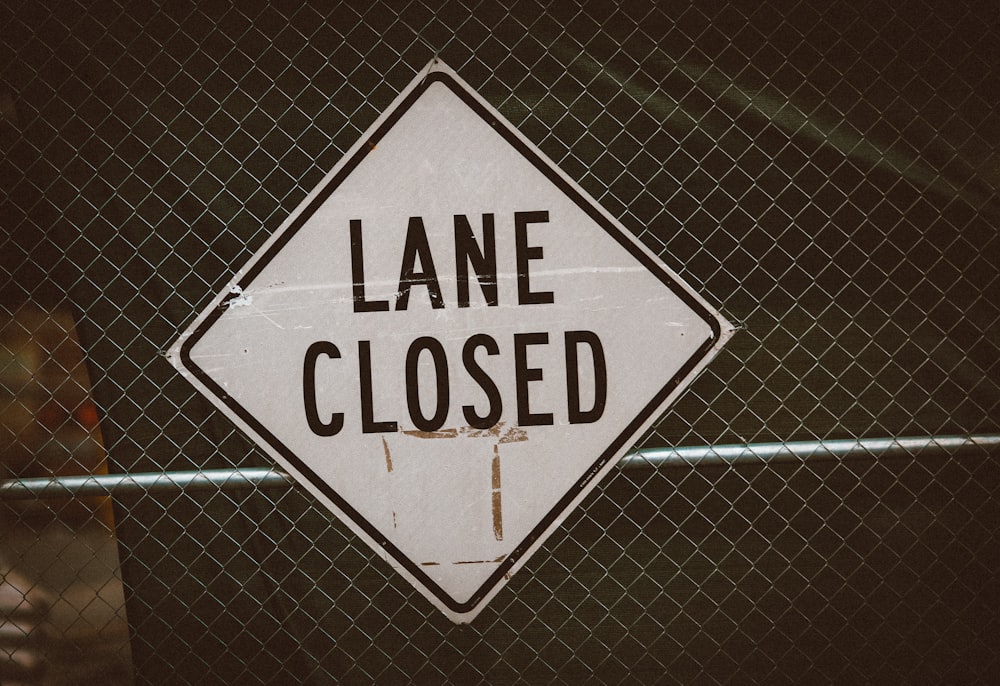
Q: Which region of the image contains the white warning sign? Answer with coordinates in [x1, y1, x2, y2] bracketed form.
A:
[168, 60, 733, 623]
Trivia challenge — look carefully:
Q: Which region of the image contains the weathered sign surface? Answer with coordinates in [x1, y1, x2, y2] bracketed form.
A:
[168, 60, 733, 623]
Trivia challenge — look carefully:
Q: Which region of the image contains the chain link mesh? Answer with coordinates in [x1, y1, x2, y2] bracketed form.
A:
[2, 0, 999, 683]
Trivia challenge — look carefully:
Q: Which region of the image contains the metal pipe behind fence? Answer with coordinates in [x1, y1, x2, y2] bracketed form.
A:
[1, 434, 998, 500]
[622, 434, 1000, 468]
[0, 468, 294, 500]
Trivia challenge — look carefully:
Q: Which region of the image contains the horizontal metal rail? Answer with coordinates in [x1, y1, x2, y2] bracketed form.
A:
[0, 468, 293, 500]
[1, 434, 997, 501]
[622, 433, 1000, 467]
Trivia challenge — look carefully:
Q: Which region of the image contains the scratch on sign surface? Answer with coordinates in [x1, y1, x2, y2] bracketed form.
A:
[382, 437, 393, 472]
[492, 445, 503, 541]
[401, 428, 459, 440]
[400, 422, 528, 443]
[498, 425, 528, 443]
[453, 555, 507, 565]
[225, 285, 253, 308]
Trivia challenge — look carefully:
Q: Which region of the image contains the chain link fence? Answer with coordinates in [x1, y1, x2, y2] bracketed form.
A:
[2, 0, 999, 683]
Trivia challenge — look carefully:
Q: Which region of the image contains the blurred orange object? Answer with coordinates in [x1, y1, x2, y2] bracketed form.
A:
[1, 304, 115, 527]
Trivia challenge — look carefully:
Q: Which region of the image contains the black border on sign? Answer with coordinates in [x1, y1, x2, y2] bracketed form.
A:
[180, 69, 722, 615]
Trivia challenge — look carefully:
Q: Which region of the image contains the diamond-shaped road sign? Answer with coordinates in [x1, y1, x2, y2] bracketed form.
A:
[167, 60, 733, 623]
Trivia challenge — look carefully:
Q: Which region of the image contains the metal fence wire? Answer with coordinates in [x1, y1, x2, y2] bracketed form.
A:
[2, 0, 999, 684]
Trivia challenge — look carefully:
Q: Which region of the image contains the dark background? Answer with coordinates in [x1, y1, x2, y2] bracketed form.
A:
[3, 0, 998, 683]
